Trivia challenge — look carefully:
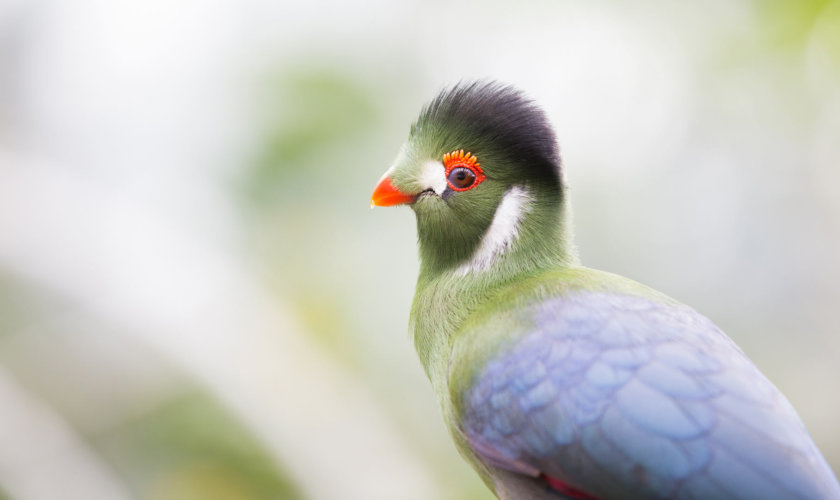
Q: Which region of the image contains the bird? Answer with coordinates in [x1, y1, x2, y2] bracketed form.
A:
[369, 81, 840, 499]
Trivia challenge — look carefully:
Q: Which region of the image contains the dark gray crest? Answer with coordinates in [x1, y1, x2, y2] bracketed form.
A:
[412, 81, 562, 187]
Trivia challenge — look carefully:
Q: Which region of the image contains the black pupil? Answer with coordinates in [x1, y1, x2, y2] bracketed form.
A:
[449, 168, 475, 189]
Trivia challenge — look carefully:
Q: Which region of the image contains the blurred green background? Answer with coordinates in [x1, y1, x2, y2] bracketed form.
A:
[0, 1, 838, 499]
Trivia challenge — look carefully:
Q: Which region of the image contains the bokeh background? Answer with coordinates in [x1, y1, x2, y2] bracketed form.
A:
[1, 1, 839, 499]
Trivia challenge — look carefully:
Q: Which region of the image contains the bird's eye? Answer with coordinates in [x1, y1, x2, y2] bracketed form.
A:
[442, 149, 486, 192]
[448, 167, 476, 189]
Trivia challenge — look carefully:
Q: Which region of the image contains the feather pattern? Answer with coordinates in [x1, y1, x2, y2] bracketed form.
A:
[456, 291, 840, 499]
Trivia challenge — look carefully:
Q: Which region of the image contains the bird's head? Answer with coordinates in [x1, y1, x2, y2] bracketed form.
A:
[371, 82, 575, 276]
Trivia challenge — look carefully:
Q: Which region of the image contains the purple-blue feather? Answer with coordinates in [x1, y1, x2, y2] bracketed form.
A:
[460, 292, 840, 499]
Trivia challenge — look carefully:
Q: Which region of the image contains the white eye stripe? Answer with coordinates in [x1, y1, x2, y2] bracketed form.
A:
[455, 186, 532, 275]
[417, 160, 448, 195]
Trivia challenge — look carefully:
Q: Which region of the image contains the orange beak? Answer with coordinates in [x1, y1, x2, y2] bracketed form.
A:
[370, 176, 415, 207]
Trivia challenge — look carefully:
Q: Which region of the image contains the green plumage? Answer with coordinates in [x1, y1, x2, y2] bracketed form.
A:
[373, 82, 840, 499]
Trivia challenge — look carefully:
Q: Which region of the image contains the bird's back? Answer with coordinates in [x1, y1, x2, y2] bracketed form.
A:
[448, 267, 840, 499]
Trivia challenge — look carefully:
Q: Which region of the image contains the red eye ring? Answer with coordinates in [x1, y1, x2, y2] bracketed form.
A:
[443, 150, 486, 191]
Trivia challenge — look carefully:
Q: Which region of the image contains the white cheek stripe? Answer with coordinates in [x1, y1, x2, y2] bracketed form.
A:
[456, 186, 532, 275]
[418, 160, 447, 195]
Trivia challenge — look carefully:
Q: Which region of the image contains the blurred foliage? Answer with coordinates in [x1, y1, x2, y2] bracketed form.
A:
[758, 0, 839, 50]
[0, 275, 30, 340]
[242, 68, 381, 206]
[238, 68, 369, 358]
[0, 274, 301, 500]
[238, 66, 389, 361]
[291, 288, 358, 363]
[706, 0, 840, 81]
[97, 392, 302, 500]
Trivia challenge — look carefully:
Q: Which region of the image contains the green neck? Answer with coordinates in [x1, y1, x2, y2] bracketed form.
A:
[409, 183, 578, 388]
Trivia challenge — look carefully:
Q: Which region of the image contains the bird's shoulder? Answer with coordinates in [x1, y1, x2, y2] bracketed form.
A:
[449, 266, 679, 389]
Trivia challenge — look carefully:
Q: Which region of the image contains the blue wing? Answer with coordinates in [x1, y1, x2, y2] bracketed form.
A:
[455, 291, 840, 499]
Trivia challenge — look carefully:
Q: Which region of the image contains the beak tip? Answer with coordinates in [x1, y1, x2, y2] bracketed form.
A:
[370, 175, 415, 207]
